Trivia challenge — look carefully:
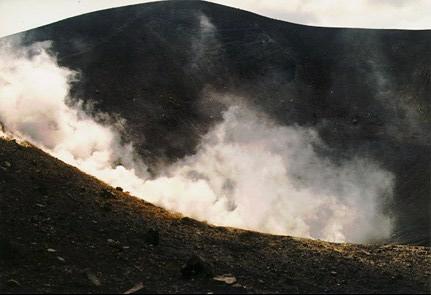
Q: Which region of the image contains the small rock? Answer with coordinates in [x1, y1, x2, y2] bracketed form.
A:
[115, 186, 123, 192]
[145, 229, 159, 246]
[181, 254, 213, 279]
[100, 188, 115, 198]
[123, 282, 144, 294]
[0, 161, 10, 171]
[7, 279, 21, 287]
[107, 239, 122, 249]
[57, 256, 65, 262]
[47, 248, 57, 253]
[330, 271, 337, 276]
[213, 274, 237, 285]
[85, 270, 101, 287]
[352, 116, 359, 125]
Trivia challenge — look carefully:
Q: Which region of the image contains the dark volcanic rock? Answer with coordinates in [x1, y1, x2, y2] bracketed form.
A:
[100, 188, 115, 199]
[144, 228, 160, 246]
[181, 254, 213, 279]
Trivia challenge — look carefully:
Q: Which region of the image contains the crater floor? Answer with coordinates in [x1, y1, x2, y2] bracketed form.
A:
[0, 138, 429, 293]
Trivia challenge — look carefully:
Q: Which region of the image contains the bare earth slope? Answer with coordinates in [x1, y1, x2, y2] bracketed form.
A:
[0, 138, 429, 293]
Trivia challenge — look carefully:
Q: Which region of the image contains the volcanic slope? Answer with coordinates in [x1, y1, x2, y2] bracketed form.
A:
[0, 138, 430, 293]
[3, 0, 429, 245]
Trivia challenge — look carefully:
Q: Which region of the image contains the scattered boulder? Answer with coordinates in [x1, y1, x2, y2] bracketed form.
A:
[0, 161, 11, 171]
[57, 256, 65, 262]
[107, 239, 122, 250]
[85, 270, 101, 287]
[123, 282, 144, 294]
[100, 188, 115, 199]
[213, 274, 237, 285]
[180, 216, 202, 227]
[181, 254, 213, 279]
[106, 239, 123, 251]
[115, 186, 123, 192]
[351, 116, 359, 125]
[6, 279, 21, 288]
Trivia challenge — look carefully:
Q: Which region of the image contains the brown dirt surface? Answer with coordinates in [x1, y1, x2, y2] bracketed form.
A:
[0, 138, 430, 294]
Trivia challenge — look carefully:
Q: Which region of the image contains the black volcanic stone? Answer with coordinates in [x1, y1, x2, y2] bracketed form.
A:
[181, 254, 213, 279]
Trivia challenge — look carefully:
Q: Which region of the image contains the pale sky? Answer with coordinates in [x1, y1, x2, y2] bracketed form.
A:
[0, 0, 430, 38]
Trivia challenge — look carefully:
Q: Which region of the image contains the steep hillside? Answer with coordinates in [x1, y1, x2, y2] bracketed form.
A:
[1, 1, 430, 245]
[0, 137, 430, 293]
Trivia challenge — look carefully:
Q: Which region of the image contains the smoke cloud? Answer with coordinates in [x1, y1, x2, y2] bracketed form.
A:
[0, 40, 394, 243]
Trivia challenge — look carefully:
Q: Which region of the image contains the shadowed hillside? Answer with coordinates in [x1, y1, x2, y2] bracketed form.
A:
[0, 137, 430, 293]
[1, 1, 430, 245]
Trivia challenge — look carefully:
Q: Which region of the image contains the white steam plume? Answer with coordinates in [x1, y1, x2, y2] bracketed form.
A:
[0, 41, 394, 243]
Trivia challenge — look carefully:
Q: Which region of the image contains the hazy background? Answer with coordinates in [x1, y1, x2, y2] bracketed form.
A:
[1, 0, 430, 38]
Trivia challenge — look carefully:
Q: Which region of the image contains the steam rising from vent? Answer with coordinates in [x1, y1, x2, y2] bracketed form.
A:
[0, 41, 394, 243]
